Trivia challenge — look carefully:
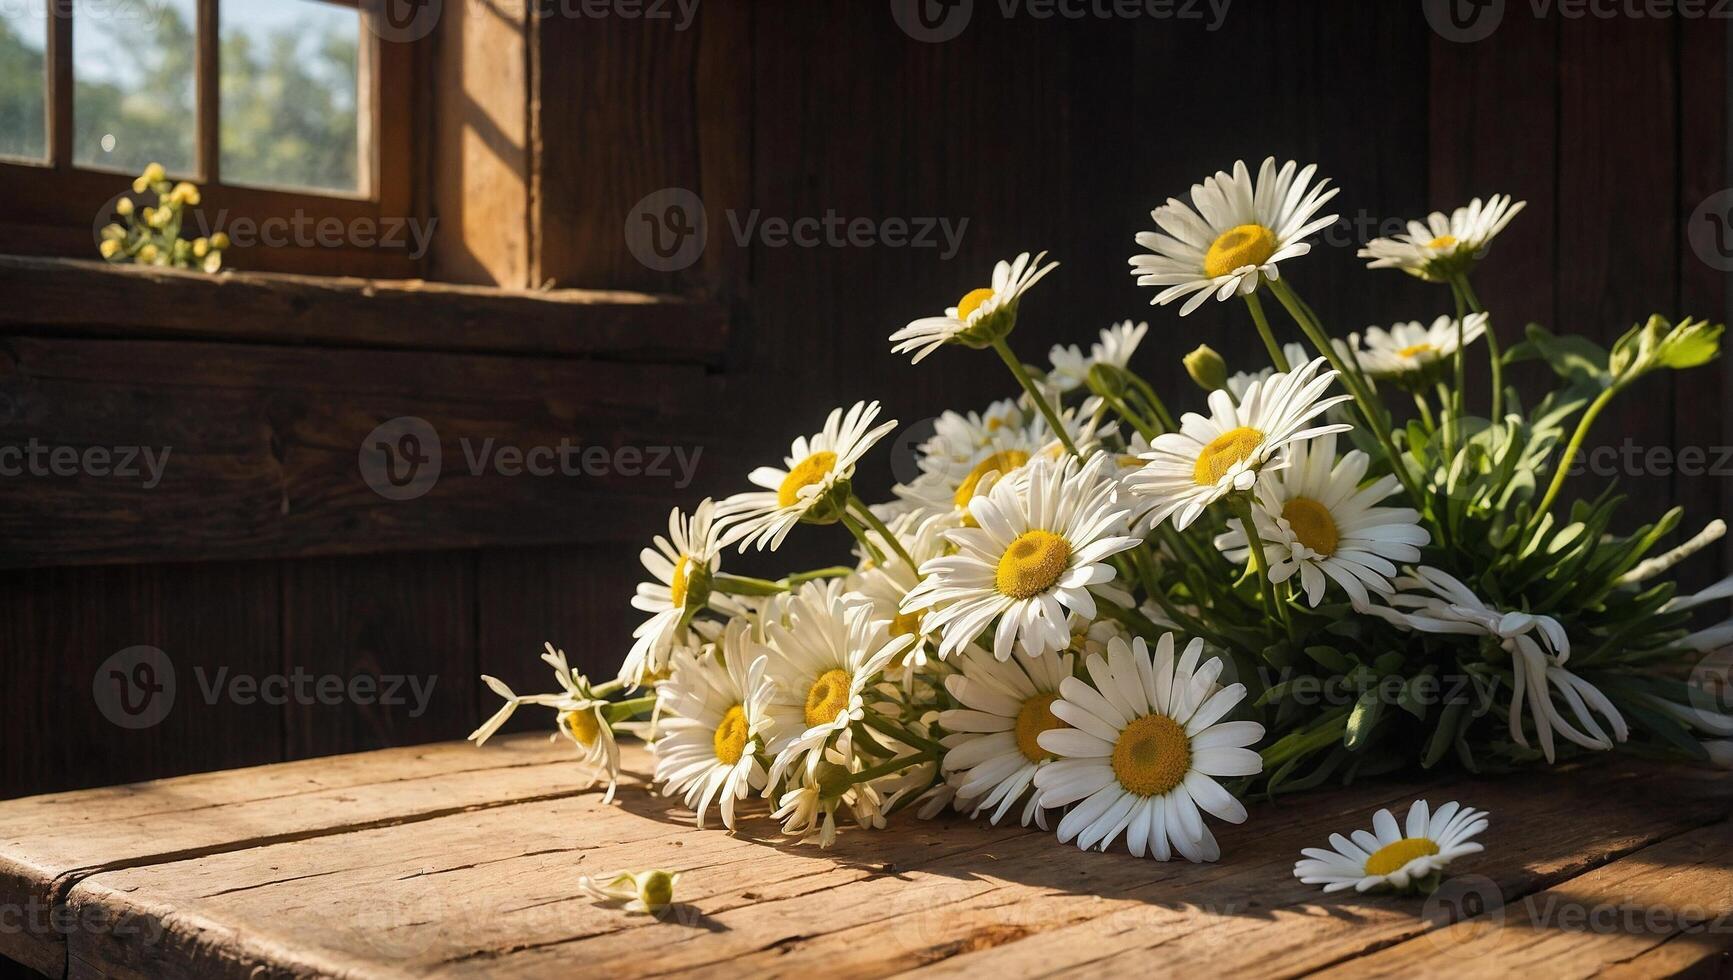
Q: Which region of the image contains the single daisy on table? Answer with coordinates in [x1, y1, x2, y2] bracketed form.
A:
[719, 401, 897, 553]
[1129, 157, 1339, 315]
[1358, 195, 1526, 282]
[1342, 313, 1490, 382]
[1048, 320, 1149, 392]
[938, 644, 1076, 827]
[889, 251, 1059, 363]
[470, 642, 623, 803]
[1294, 799, 1489, 894]
[621, 498, 731, 689]
[901, 453, 1142, 661]
[1213, 433, 1429, 608]
[578, 869, 682, 914]
[1125, 356, 1352, 532]
[761, 581, 916, 787]
[1033, 634, 1264, 861]
[1366, 567, 1627, 763]
[652, 621, 775, 830]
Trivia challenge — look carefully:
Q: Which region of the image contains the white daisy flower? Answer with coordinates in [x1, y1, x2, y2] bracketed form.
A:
[845, 513, 953, 684]
[578, 869, 681, 914]
[1342, 313, 1490, 381]
[761, 582, 916, 786]
[894, 404, 1109, 525]
[1367, 566, 1627, 763]
[890, 251, 1059, 363]
[1358, 195, 1526, 282]
[1033, 634, 1264, 860]
[1130, 157, 1340, 315]
[621, 498, 731, 688]
[770, 745, 887, 847]
[901, 453, 1142, 661]
[1213, 433, 1428, 607]
[1295, 799, 1489, 893]
[1048, 320, 1149, 392]
[1125, 357, 1352, 532]
[652, 621, 775, 830]
[471, 642, 623, 803]
[912, 398, 1028, 477]
[938, 645, 1075, 827]
[719, 401, 897, 552]
[1225, 342, 1310, 400]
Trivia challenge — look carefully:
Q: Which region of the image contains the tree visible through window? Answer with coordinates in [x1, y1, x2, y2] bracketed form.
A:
[0, 6, 47, 161]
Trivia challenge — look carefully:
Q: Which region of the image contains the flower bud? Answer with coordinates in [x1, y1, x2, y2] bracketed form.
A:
[115, 197, 135, 217]
[1184, 344, 1229, 391]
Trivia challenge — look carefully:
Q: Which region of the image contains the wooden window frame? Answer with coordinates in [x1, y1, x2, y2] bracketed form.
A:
[0, 0, 421, 278]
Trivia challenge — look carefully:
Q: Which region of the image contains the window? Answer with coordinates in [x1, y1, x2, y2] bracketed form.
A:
[0, 0, 419, 276]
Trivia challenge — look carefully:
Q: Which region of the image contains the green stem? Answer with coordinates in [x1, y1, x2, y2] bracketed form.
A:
[850, 749, 938, 785]
[1456, 275, 1501, 420]
[861, 712, 947, 755]
[783, 566, 854, 586]
[850, 496, 918, 571]
[840, 513, 886, 566]
[605, 695, 658, 722]
[1411, 391, 1436, 433]
[1230, 495, 1290, 636]
[590, 678, 627, 698]
[1244, 290, 1290, 372]
[1126, 374, 1179, 433]
[991, 337, 1080, 457]
[1267, 278, 1426, 505]
[1530, 383, 1620, 538]
[1449, 278, 1468, 450]
[711, 573, 790, 596]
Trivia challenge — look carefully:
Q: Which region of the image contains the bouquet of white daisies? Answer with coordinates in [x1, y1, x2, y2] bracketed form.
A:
[473, 156, 1733, 881]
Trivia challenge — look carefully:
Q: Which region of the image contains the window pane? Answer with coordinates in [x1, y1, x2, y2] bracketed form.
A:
[0, 2, 47, 161]
[73, 0, 197, 174]
[219, 0, 359, 194]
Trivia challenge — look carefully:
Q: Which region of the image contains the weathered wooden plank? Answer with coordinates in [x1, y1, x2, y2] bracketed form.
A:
[1309, 818, 1733, 979]
[30, 740, 1731, 980]
[0, 257, 729, 364]
[0, 735, 585, 978]
[0, 336, 722, 568]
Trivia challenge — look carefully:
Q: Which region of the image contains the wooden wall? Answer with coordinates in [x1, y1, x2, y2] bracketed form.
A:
[1, 2, 1726, 799]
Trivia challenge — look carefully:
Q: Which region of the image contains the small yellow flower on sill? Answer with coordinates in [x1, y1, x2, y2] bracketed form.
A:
[99, 239, 123, 260]
[100, 223, 125, 241]
[169, 182, 200, 206]
[209, 232, 231, 251]
[148, 207, 173, 230]
[203, 252, 223, 274]
[192, 237, 209, 258]
[578, 869, 682, 915]
[115, 197, 134, 217]
[133, 162, 166, 193]
[137, 243, 159, 263]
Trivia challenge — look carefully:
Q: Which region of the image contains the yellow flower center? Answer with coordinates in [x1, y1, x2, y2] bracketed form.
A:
[669, 555, 693, 608]
[777, 450, 838, 507]
[1014, 692, 1064, 763]
[803, 668, 853, 727]
[995, 530, 1072, 599]
[563, 708, 601, 747]
[1065, 630, 1090, 655]
[956, 287, 997, 322]
[889, 610, 923, 638]
[1203, 223, 1278, 278]
[1281, 497, 1340, 556]
[1363, 837, 1441, 876]
[712, 704, 749, 765]
[1193, 426, 1265, 486]
[1396, 342, 1436, 359]
[1425, 234, 1458, 250]
[953, 450, 1030, 508]
[1111, 714, 1191, 797]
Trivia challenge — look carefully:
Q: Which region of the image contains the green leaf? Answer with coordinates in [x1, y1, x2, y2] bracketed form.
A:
[1304, 645, 1352, 672]
[1508, 323, 1610, 386]
[1344, 689, 1383, 751]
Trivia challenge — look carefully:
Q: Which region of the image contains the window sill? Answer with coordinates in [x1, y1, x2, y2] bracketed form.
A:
[0, 256, 729, 365]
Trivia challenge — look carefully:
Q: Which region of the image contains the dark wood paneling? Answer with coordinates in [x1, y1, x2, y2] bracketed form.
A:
[0, 336, 723, 568]
[0, 561, 280, 798]
[281, 551, 476, 758]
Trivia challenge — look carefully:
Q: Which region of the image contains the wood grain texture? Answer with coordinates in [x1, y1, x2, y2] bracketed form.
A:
[0, 737, 1718, 979]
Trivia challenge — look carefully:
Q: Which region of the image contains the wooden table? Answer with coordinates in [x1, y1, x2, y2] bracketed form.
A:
[2, 735, 1730, 979]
